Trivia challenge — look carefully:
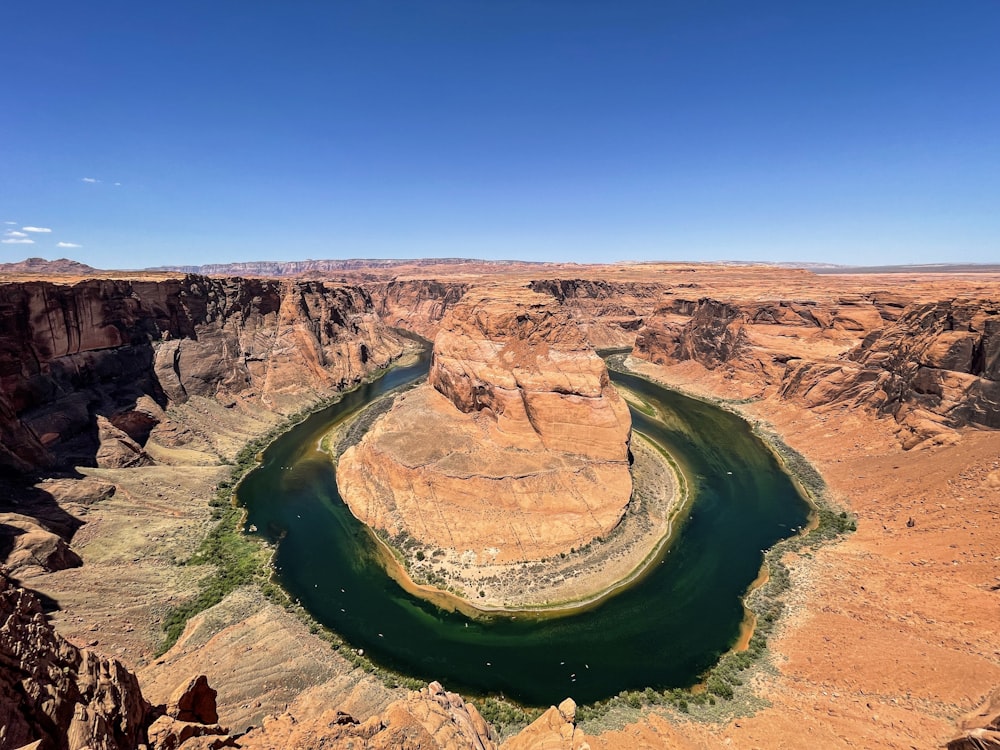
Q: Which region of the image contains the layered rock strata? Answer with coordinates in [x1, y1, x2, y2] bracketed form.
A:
[338, 287, 632, 564]
[632, 295, 999, 448]
[0, 572, 229, 750]
[780, 298, 1000, 445]
[528, 278, 665, 349]
[0, 276, 407, 472]
[367, 279, 471, 339]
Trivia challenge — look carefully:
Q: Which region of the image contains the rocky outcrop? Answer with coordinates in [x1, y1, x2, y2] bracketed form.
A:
[167, 675, 219, 724]
[429, 287, 631, 462]
[0, 570, 236, 750]
[631, 295, 891, 404]
[632, 295, 1000, 448]
[338, 287, 632, 564]
[0, 515, 82, 574]
[238, 681, 496, 750]
[0, 476, 112, 575]
[779, 298, 1000, 447]
[366, 279, 470, 339]
[502, 698, 583, 750]
[147, 676, 229, 750]
[634, 298, 750, 370]
[528, 278, 664, 349]
[0, 572, 151, 749]
[947, 688, 1000, 750]
[0, 276, 407, 471]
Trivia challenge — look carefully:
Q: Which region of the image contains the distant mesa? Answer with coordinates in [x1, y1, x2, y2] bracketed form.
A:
[337, 285, 633, 564]
[0, 256, 99, 275]
[145, 257, 545, 277]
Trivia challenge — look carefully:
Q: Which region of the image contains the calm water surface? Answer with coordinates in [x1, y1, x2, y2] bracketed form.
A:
[239, 352, 811, 706]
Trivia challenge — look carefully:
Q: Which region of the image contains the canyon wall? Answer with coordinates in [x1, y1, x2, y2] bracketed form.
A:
[0, 276, 408, 472]
[1, 571, 496, 750]
[780, 298, 1000, 446]
[0, 572, 234, 750]
[631, 295, 1000, 448]
[365, 279, 471, 339]
[528, 278, 665, 349]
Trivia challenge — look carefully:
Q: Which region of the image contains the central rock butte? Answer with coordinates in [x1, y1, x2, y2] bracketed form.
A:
[337, 286, 633, 564]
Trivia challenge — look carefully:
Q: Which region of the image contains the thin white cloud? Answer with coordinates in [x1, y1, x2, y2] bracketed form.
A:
[81, 177, 100, 183]
[4, 221, 16, 225]
[113, 182, 122, 186]
[2, 238, 34, 244]
[5, 230, 27, 237]
[56, 241, 82, 248]
[22, 226, 52, 233]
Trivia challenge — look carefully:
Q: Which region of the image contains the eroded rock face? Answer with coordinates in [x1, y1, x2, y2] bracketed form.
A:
[429, 287, 631, 462]
[528, 278, 664, 349]
[338, 287, 632, 564]
[633, 296, 889, 384]
[0, 277, 407, 471]
[367, 279, 471, 339]
[0, 572, 236, 750]
[502, 697, 583, 750]
[0, 572, 151, 750]
[779, 298, 1000, 447]
[238, 681, 496, 750]
[632, 295, 1000, 448]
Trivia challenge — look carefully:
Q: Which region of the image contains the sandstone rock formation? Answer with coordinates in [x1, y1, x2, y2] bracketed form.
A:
[0, 477, 110, 576]
[338, 286, 632, 564]
[238, 681, 496, 749]
[947, 688, 1000, 749]
[0, 569, 236, 750]
[0, 276, 408, 472]
[633, 295, 890, 388]
[631, 295, 1000, 448]
[0, 571, 152, 749]
[0, 515, 82, 574]
[502, 698, 584, 750]
[367, 279, 470, 339]
[4, 261, 1000, 750]
[528, 278, 664, 349]
[781, 298, 1000, 446]
[147, 675, 229, 750]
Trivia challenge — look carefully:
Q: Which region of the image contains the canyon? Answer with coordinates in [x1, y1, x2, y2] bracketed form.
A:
[0, 259, 998, 749]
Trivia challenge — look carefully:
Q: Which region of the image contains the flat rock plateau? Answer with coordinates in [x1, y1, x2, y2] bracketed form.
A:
[0, 258, 998, 749]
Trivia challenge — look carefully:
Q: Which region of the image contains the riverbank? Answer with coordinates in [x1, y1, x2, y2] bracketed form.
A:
[18, 347, 424, 734]
[574, 354, 1000, 748]
[326, 403, 690, 615]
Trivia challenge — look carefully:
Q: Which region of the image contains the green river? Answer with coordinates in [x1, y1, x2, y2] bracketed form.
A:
[239, 350, 812, 706]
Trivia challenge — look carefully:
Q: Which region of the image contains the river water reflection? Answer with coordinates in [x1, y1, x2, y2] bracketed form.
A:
[239, 351, 811, 706]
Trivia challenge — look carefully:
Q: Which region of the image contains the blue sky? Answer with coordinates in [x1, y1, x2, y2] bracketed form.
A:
[1, 1, 998, 268]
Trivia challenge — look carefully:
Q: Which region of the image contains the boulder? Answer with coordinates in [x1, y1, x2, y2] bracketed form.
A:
[167, 674, 219, 725]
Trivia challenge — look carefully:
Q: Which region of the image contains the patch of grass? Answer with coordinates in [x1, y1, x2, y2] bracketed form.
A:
[156, 354, 416, 656]
[475, 698, 543, 739]
[157, 499, 271, 654]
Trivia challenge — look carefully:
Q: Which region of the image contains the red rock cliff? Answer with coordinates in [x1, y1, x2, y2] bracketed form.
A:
[0, 276, 407, 472]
